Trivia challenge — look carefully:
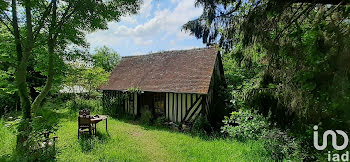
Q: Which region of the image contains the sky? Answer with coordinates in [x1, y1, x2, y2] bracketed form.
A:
[86, 0, 205, 57]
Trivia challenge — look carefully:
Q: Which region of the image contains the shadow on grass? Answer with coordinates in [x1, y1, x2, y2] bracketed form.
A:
[0, 146, 58, 162]
[78, 132, 110, 153]
[0, 154, 12, 162]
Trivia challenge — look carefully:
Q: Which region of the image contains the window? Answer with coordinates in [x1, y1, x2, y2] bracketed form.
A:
[154, 93, 165, 115]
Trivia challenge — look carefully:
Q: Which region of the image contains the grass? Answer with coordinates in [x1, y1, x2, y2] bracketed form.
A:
[0, 107, 272, 162]
[0, 119, 16, 161]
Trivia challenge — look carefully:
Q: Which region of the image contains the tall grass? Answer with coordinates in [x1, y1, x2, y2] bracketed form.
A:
[0, 119, 16, 161]
[55, 118, 271, 161]
[0, 101, 273, 161]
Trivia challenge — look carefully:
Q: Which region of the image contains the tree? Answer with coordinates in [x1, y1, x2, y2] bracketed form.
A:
[0, 24, 18, 115]
[92, 46, 121, 72]
[64, 61, 109, 99]
[0, 0, 140, 118]
[184, 0, 350, 130]
[0, 0, 141, 151]
[183, 0, 349, 49]
[82, 67, 109, 98]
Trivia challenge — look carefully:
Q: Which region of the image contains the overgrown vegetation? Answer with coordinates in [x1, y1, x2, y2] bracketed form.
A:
[184, 0, 350, 161]
[1, 104, 273, 161]
[0, 0, 348, 161]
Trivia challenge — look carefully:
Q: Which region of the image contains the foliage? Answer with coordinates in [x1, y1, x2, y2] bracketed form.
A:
[263, 128, 303, 161]
[140, 108, 153, 125]
[221, 110, 267, 140]
[32, 104, 60, 133]
[127, 87, 142, 94]
[153, 116, 166, 127]
[92, 46, 121, 72]
[102, 88, 142, 117]
[1, 105, 273, 161]
[185, 1, 350, 160]
[1, 102, 63, 161]
[1, 0, 140, 154]
[18, 130, 58, 161]
[0, 0, 141, 123]
[66, 98, 103, 114]
[102, 91, 124, 117]
[0, 25, 18, 116]
[0, 119, 16, 160]
[221, 110, 303, 161]
[192, 115, 212, 135]
[82, 67, 109, 98]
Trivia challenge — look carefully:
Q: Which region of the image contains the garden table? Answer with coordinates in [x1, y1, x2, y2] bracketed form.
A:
[90, 115, 108, 134]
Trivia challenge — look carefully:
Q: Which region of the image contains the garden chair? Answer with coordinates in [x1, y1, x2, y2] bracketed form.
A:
[79, 109, 90, 115]
[78, 114, 95, 139]
[40, 131, 58, 149]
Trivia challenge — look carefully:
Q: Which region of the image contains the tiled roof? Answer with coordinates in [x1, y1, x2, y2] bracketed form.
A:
[100, 47, 218, 94]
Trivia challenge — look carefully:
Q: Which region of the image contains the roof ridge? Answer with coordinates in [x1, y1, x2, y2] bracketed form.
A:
[122, 46, 216, 58]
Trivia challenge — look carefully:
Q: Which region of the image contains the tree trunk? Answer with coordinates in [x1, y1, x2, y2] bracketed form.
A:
[15, 0, 34, 152]
[31, 0, 57, 111]
[31, 39, 55, 111]
[16, 62, 31, 119]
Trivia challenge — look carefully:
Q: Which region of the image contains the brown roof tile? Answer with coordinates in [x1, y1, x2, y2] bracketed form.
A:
[100, 47, 218, 94]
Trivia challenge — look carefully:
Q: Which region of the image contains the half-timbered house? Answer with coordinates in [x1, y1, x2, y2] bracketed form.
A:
[101, 47, 225, 123]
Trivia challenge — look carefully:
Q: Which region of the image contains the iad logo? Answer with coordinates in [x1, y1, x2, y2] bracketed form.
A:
[314, 125, 349, 150]
[313, 125, 349, 161]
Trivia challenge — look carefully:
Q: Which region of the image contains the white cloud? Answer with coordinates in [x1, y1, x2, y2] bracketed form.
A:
[86, 0, 204, 55]
[86, 29, 123, 47]
[114, 0, 153, 25]
[134, 38, 153, 46]
[120, 16, 137, 24]
[139, 0, 153, 18]
[111, 0, 202, 38]
[176, 30, 193, 40]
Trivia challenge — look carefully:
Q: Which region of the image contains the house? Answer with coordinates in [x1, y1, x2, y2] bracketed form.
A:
[100, 47, 226, 123]
[59, 85, 88, 94]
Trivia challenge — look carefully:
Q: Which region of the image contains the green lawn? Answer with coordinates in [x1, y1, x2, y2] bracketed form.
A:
[0, 108, 272, 161]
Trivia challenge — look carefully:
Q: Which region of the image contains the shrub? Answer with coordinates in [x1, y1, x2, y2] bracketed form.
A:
[102, 95, 125, 117]
[154, 116, 166, 127]
[32, 110, 59, 133]
[11, 118, 57, 161]
[19, 130, 58, 161]
[221, 110, 303, 160]
[65, 98, 102, 113]
[140, 109, 152, 125]
[263, 128, 302, 161]
[0, 93, 18, 117]
[221, 110, 267, 140]
[192, 115, 212, 135]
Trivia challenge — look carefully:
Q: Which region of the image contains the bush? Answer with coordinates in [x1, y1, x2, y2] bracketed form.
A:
[192, 115, 212, 135]
[221, 110, 303, 161]
[0, 93, 18, 117]
[65, 98, 102, 113]
[221, 110, 267, 140]
[140, 109, 152, 125]
[11, 118, 57, 161]
[32, 107, 59, 133]
[102, 95, 125, 117]
[154, 116, 166, 127]
[263, 128, 302, 161]
[20, 130, 58, 161]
